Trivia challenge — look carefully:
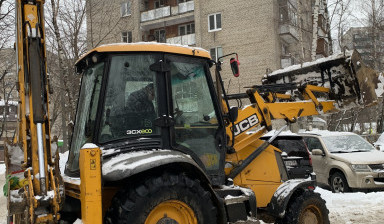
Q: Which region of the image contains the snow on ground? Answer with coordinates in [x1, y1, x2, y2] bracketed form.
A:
[1, 153, 384, 223]
[0, 171, 6, 224]
[0, 164, 5, 175]
[316, 187, 384, 224]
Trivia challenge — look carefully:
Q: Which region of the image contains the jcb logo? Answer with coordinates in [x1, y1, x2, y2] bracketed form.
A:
[233, 114, 259, 136]
[126, 129, 153, 135]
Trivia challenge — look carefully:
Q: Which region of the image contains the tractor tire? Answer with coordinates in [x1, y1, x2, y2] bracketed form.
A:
[277, 191, 329, 224]
[104, 172, 217, 224]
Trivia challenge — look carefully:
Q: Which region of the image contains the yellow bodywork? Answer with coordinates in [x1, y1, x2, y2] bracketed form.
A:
[76, 43, 211, 63]
[8, 0, 62, 223]
[225, 85, 336, 207]
[80, 147, 102, 224]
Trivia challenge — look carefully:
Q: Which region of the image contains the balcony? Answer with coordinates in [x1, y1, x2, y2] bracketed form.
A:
[279, 24, 299, 44]
[172, 1, 194, 15]
[281, 55, 295, 68]
[141, 1, 194, 23]
[141, 6, 171, 22]
[166, 33, 196, 46]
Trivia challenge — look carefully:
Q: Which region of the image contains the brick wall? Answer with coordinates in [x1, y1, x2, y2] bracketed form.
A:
[195, 0, 281, 94]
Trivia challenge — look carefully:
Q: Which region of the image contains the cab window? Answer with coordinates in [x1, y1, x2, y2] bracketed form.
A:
[99, 54, 159, 143]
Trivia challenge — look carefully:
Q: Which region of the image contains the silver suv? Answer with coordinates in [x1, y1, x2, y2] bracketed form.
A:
[299, 131, 384, 193]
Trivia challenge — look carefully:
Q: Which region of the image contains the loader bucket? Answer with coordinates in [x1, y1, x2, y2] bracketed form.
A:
[262, 50, 381, 109]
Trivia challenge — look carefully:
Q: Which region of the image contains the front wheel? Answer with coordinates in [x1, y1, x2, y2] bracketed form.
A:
[330, 172, 350, 193]
[278, 191, 330, 224]
[105, 172, 217, 224]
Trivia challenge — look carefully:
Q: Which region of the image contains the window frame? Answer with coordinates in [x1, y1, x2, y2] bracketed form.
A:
[165, 53, 226, 177]
[120, 1, 131, 17]
[154, 0, 165, 9]
[178, 23, 195, 36]
[177, 0, 192, 3]
[208, 13, 222, 32]
[121, 31, 133, 43]
[154, 29, 166, 43]
[210, 46, 223, 62]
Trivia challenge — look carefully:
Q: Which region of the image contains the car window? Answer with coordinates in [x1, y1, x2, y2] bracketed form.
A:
[322, 135, 375, 153]
[272, 139, 309, 158]
[303, 137, 324, 152]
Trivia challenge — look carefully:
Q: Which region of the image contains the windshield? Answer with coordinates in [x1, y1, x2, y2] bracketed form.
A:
[322, 134, 375, 153]
[99, 54, 159, 143]
[66, 62, 104, 174]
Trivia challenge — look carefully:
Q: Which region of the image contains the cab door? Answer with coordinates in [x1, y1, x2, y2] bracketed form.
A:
[166, 54, 225, 183]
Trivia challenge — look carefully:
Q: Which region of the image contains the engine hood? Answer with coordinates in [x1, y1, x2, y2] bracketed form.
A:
[330, 151, 384, 164]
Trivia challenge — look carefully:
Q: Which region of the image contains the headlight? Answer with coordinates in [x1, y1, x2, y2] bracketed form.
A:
[351, 164, 371, 172]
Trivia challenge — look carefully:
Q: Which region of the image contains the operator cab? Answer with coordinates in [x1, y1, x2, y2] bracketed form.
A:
[65, 43, 227, 184]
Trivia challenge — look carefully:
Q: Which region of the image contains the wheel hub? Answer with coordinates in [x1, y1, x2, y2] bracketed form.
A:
[301, 205, 323, 224]
[333, 177, 344, 193]
[145, 200, 197, 224]
[157, 217, 179, 224]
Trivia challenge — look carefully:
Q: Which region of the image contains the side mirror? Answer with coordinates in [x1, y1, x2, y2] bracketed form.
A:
[230, 57, 240, 77]
[312, 149, 324, 156]
[229, 107, 238, 123]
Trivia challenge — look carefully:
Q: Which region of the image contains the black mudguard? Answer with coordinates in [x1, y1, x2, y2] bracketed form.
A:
[267, 178, 316, 218]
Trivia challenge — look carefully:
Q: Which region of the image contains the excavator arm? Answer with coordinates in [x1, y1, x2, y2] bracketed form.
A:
[224, 50, 380, 144]
[220, 50, 380, 209]
[5, 0, 63, 223]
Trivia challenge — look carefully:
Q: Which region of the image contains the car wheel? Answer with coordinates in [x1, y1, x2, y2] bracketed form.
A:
[330, 172, 350, 193]
[104, 172, 217, 224]
[277, 191, 330, 224]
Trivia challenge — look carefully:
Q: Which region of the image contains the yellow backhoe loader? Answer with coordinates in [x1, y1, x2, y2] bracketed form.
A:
[4, 0, 381, 223]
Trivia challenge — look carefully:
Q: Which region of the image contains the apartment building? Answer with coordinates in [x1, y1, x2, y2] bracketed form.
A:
[342, 27, 384, 71]
[86, 0, 331, 93]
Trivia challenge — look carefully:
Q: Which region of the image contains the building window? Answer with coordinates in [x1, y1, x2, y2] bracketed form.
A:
[178, 23, 195, 36]
[210, 47, 223, 62]
[154, 0, 165, 8]
[154, 29, 166, 43]
[121, 1, 131, 17]
[208, 13, 222, 32]
[178, 0, 192, 3]
[122, 31, 132, 43]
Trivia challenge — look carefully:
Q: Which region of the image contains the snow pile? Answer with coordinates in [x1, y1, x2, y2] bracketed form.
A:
[267, 51, 353, 77]
[102, 150, 184, 176]
[375, 73, 384, 97]
[59, 151, 69, 175]
[316, 187, 384, 224]
[299, 129, 355, 137]
[73, 219, 83, 224]
[0, 164, 5, 175]
[6, 143, 24, 166]
[59, 151, 80, 185]
[262, 129, 298, 137]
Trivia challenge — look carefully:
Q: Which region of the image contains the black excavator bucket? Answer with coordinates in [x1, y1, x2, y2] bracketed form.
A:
[262, 50, 382, 109]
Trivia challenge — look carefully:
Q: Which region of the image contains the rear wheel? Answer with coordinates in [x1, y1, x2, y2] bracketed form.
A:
[105, 172, 217, 224]
[279, 191, 329, 224]
[330, 172, 350, 193]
